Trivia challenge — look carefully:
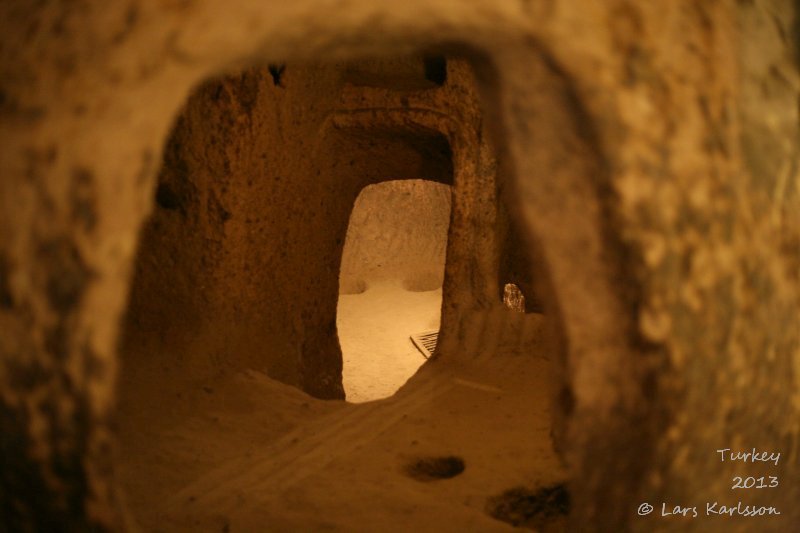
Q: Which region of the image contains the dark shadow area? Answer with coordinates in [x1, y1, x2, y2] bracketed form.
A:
[486, 484, 570, 531]
[404, 455, 465, 481]
[344, 54, 447, 90]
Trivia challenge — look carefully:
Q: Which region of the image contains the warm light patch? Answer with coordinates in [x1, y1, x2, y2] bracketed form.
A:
[503, 283, 526, 313]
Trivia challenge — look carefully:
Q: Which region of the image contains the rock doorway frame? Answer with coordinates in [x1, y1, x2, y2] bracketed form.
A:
[4, 34, 632, 532]
[113, 40, 639, 530]
[6, 3, 788, 531]
[336, 178, 452, 402]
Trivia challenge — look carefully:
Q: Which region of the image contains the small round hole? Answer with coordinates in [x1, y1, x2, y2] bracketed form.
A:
[155, 183, 181, 210]
[403, 455, 465, 481]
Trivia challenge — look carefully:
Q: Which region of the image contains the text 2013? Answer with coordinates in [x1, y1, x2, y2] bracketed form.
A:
[731, 476, 778, 490]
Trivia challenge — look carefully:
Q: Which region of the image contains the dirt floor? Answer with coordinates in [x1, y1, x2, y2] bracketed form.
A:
[116, 291, 566, 531]
[338, 280, 441, 403]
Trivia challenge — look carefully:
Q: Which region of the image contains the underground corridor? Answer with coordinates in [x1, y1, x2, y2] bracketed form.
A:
[112, 55, 570, 531]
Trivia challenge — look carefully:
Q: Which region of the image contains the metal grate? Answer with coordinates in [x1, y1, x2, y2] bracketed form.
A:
[410, 329, 439, 359]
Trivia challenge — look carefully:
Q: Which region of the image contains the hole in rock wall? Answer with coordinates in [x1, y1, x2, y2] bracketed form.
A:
[113, 52, 567, 532]
[498, 202, 543, 314]
[337, 179, 451, 402]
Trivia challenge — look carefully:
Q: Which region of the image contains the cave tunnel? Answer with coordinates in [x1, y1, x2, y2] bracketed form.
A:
[114, 54, 567, 530]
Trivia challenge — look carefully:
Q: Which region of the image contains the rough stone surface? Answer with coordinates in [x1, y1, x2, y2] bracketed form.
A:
[339, 179, 452, 295]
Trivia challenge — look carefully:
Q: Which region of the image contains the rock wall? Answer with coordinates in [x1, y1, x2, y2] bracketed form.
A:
[120, 65, 348, 401]
[339, 179, 452, 294]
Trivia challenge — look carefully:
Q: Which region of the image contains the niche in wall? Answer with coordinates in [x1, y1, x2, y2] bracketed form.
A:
[498, 201, 544, 314]
[337, 179, 452, 402]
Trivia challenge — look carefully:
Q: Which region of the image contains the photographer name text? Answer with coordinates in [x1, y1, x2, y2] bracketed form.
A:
[636, 448, 782, 519]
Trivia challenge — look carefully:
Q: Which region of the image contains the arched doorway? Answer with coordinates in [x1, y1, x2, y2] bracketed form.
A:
[337, 179, 452, 402]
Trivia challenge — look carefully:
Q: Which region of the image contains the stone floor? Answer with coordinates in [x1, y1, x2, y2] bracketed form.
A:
[337, 280, 442, 403]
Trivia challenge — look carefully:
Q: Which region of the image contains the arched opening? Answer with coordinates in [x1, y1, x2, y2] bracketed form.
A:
[338, 179, 452, 402]
[112, 53, 571, 532]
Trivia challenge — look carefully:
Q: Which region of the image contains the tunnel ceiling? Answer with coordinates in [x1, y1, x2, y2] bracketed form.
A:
[327, 124, 454, 185]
